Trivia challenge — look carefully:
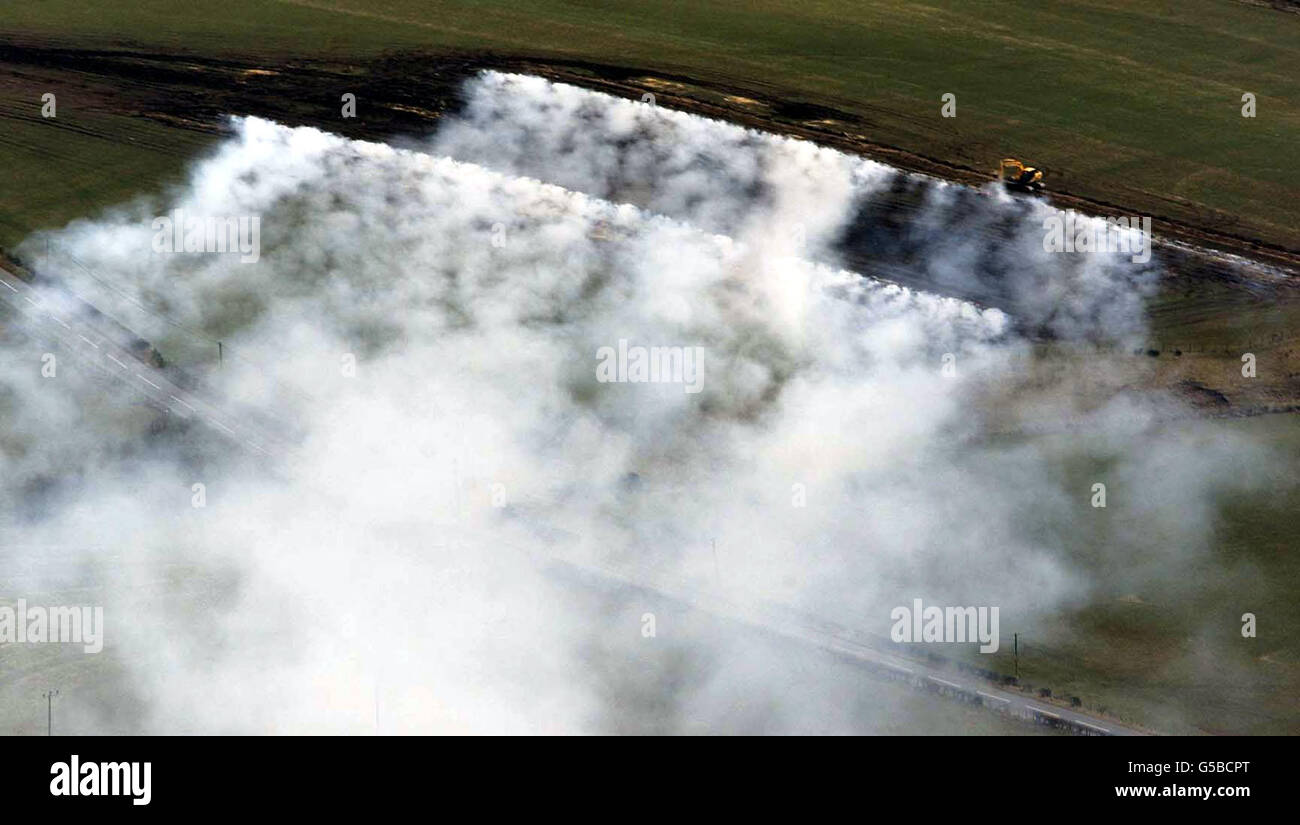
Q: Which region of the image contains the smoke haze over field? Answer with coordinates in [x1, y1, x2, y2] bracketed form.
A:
[0, 72, 1280, 733]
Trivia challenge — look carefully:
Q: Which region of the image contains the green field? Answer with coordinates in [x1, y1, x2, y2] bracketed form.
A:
[3, 0, 1300, 252]
[961, 414, 1300, 735]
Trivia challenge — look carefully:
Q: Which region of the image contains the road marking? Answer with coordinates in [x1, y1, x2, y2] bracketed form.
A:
[106, 354, 128, 369]
[977, 691, 1009, 703]
[930, 677, 963, 689]
[1030, 706, 1061, 719]
[211, 420, 235, 435]
[23, 296, 38, 307]
[1079, 721, 1110, 733]
[170, 395, 195, 411]
[1, 280, 16, 292]
[79, 335, 100, 349]
[137, 374, 161, 389]
[51, 316, 70, 329]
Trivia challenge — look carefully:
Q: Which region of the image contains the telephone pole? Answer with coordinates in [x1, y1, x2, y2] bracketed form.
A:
[43, 689, 59, 735]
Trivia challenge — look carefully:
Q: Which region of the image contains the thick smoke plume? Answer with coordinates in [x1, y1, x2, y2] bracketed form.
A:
[0, 72, 1275, 733]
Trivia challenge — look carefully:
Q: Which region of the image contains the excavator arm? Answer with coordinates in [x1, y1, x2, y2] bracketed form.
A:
[999, 158, 1044, 191]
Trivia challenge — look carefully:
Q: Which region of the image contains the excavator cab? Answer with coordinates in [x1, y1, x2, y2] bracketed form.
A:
[998, 158, 1044, 192]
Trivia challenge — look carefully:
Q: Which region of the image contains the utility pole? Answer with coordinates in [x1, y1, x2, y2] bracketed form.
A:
[218, 341, 223, 367]
[43, 689, 59, 735]
[1014, 633, 1019, 680]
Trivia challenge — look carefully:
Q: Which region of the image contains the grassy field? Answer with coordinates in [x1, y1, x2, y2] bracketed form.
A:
[0, 86, 213, 250]
[3, 0, 1300, 251]
[958, 414, 1300, 735]
[0, 0, 1294, 253]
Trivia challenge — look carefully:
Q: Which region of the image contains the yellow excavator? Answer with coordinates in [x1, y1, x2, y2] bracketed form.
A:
[998, 158, 1044, 192]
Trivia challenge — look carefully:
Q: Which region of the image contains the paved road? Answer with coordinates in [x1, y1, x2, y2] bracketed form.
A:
[550, 553, 1148, 736]
[808, 625, 1137, 735]
[1, 265, 289, 459]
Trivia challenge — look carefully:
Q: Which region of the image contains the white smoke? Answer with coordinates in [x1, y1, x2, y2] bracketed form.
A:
[0, 72, 1274, 734]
